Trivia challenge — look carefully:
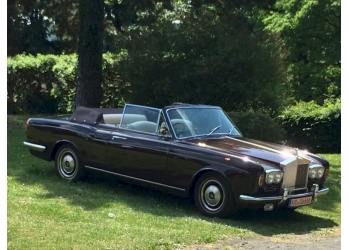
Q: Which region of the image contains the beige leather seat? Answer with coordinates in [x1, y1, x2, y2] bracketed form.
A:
[103, 114, 147, 126]
[127, 121, 157, 133]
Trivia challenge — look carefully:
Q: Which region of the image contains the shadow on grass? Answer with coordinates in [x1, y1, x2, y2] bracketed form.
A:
[10, 159, 340, 237]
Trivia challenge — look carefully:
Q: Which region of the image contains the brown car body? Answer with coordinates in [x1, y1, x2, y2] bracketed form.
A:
[23, 103, 330, 217]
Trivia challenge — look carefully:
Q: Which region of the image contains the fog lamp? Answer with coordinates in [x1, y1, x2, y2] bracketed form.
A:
[264, 204, 274, 211]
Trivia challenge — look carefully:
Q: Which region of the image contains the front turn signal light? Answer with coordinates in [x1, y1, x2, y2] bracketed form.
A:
[258, 174, 265, 187]
[324, 169, 329, 179]
[25, 118, 31, 131]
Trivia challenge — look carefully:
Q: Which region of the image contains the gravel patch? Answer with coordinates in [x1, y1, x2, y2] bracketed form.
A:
[181, 234, 341, 250]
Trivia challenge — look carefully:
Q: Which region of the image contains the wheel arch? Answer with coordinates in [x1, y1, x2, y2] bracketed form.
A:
[189, 168, 231, 198]
[50, 140, 79, 161]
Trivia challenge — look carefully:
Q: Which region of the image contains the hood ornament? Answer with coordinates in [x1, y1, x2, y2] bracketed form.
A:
[294, 148, 299, 159]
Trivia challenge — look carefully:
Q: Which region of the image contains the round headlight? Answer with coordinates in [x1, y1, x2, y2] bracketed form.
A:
[309, 168, 317, 179]
[266, 172, 275, 184]
[274, 172, 283, 184]
[316, 168, 324, 178]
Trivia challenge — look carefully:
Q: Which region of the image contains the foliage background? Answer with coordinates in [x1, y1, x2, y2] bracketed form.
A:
[6, 0, 341, 153]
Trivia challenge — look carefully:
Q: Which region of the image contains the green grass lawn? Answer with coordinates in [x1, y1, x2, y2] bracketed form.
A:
[7, 115, 341, 250]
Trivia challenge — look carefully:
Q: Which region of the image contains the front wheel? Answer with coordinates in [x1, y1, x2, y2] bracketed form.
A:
[194, 172, 235, 218]
[55, 144, 84, 181]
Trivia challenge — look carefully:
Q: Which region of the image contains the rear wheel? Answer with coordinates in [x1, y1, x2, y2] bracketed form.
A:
[194, 172, 235, 217]
[55, 144, 84, 181]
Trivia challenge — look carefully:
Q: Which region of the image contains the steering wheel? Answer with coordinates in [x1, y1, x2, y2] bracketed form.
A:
[172, 122, 185, 135]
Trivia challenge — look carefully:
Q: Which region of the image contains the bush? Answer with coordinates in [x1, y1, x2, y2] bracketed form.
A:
[227, 111, 286, 143]
[7, 53, 127, 114]
[278, 98, 341, 153]
[7, 54, 60, 114]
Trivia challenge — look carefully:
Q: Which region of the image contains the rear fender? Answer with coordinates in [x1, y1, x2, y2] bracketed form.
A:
[50, 140, 79, 161]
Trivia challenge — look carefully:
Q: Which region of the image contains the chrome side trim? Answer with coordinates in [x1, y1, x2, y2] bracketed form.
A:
[239, 184, 329, 203]
[112, 135, 127, 140]
[85, 166, 186, 192]
[23, 142, 46, 152]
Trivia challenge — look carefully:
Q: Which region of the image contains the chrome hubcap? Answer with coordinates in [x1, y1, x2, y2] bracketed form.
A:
[204, 185, 221, 207]
[58, 149, 77, 178]
[201, 180, 224, 212]
[62, 155, 75, 174]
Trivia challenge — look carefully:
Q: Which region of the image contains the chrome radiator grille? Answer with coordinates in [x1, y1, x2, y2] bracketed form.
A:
[281, 157, 309, 189]
[295, 164, 309, 187]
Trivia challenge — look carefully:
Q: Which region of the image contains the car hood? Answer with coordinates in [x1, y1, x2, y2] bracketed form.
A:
[184, 136, 316, 166]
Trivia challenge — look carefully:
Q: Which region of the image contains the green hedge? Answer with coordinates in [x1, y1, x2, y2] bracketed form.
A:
[227, 99, 341, 153]
[7, 54, 59, 114]
[278, 99, 341, 153]
[7, 54, 340, 153]
[227, 111, 286, 143]
[7, 53, 127, 114]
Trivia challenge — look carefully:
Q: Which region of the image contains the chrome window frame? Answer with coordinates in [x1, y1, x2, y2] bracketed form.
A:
[165, 106, 242, 140]
[118, 104, 165, 136]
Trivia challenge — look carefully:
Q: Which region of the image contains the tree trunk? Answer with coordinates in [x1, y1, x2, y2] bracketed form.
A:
[75, 0, 104, 109]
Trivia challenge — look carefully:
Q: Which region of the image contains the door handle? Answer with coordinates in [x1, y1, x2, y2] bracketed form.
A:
[112, 135, 127, 140]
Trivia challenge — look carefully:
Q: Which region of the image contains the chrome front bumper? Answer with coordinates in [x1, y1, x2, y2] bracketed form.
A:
[239, 184, 329, 204]
[23, 142, 46, 152]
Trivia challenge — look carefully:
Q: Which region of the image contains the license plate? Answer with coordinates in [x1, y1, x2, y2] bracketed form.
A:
[289, 196, 312, 208]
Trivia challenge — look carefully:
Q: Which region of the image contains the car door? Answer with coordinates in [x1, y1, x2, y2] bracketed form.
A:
[107, 105, 171, 185]
[166, 141, 209, 190]
[77, 126, 112, 170]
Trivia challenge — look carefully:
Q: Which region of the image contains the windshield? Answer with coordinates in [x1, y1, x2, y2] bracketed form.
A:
[166, 107, 242, 138]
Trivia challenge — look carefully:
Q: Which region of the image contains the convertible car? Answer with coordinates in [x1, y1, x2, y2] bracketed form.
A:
[23, 102, 329, 217]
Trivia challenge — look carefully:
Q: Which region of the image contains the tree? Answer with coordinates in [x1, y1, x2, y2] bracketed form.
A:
[74, 0, 173, 108]
[74, 0, 104, 108]
[7, 0, 79, 55]
[7, 0, 57, 56]
[262, 0, 341, 104]
[8, 0, 293, 114]
[116, 2, 289, 115]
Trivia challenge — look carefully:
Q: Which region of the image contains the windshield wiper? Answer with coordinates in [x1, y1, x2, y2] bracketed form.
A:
[208, 125, 222, 135]
[228, 126, 235, 134]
